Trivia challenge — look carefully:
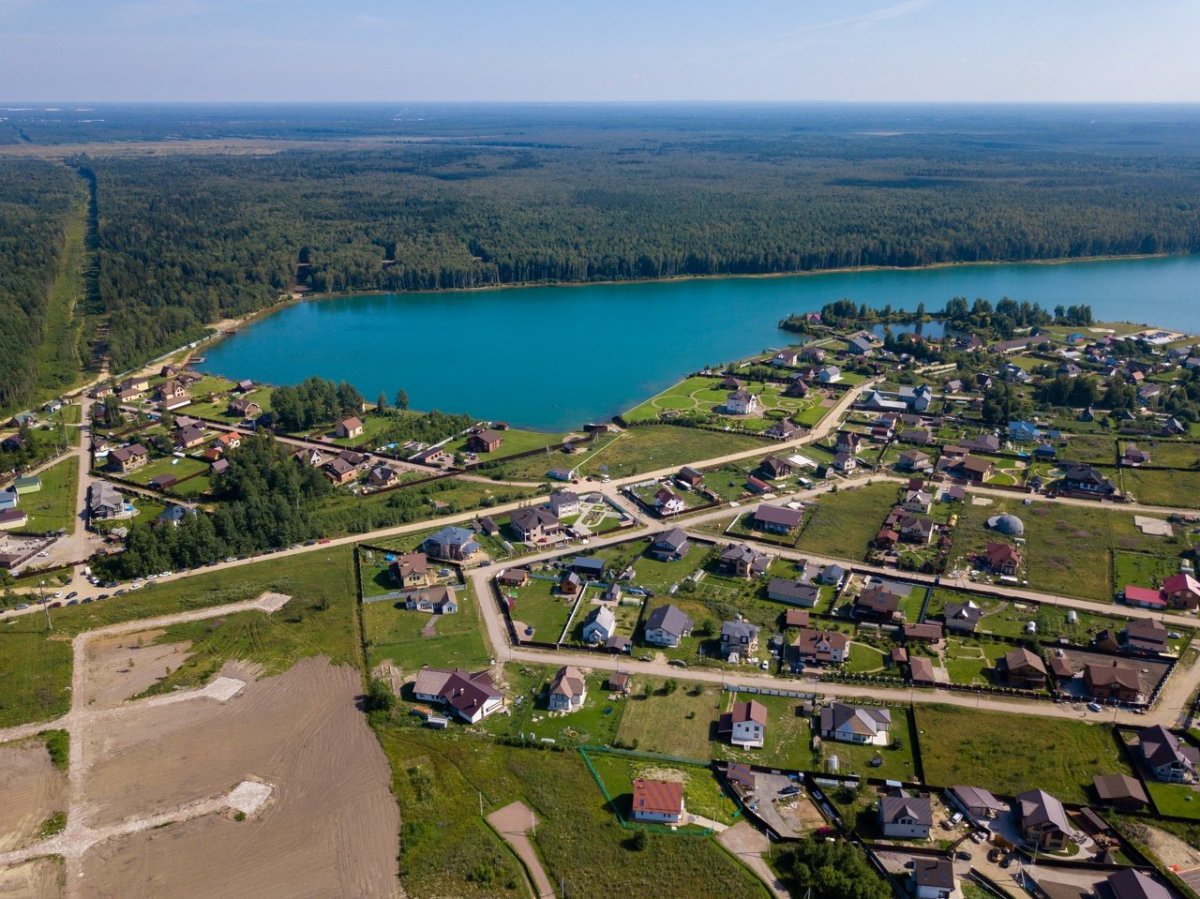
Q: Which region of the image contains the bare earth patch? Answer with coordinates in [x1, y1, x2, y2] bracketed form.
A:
[78, 657, 401, 898]
[0, 740, 67, 852]
[486, 801, 554, 899]
[1138, 821, 1200, 870]
[80, 630, 193, 709]
[0, 857, 63, 898]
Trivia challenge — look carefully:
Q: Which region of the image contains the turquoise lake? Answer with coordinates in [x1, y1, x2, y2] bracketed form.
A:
[202, 254, 1200, 431]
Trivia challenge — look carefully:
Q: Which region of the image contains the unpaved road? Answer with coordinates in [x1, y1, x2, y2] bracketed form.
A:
[487, 801, 555, 899]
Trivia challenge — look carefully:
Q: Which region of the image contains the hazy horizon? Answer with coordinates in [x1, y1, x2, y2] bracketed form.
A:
[3, 0, 1198, 104]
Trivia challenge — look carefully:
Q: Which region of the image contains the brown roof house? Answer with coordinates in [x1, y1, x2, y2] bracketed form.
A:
[467, 428, 504, 453]
[335, 416, 363, 439]
[1092, 774, 1149, 812]
[108, 443, 149, 473]
[510, 506, 560, 543]
[1000, 647, 1048, 689]
[719, 543, 772, 579]
[853, 587, 903, 623]
[789, 629, 849, 669]
[1139, 724, 1199, 784]
[1015, 789, 1074, 851]
[984, 542, 1023, 576]
[389, 552, 431, 588]
[411, 667, 504, 724]
[1084, 661, 1144, 704]
[717, 700, 767, 749]
[752, 503, 804, 535]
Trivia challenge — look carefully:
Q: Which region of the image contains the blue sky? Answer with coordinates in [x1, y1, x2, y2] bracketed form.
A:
[2, 0, 1198, 102]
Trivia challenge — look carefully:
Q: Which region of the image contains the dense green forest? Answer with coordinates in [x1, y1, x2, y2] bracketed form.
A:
[0, 160, 80, 413]
[4, 106, 1200, 399]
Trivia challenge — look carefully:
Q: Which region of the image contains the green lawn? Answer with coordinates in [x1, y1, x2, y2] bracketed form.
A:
[125, 454, 210, 491]
[1134, 441, 1200, 469]
[616, 679, 726, 755]
[375, 725, 768, 898]
[0, 548, 358, 729]
[482, 666, 626, 747]
[794, 481, 899, 560]
[1061, 433, 1117, 465]
[913, 705, 1134, 803]
[448, 427, 564, 459]
[1144, 780, 1200, 819]
[819, 709, 918, 782]
[1113, 551, 1180, 590]
[504, 577, 579, 643]
[942, 638, 1016, 687]
[22, 458, 79, 534]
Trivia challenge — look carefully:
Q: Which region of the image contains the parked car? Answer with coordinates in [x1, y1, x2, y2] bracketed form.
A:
[65, 591, 78, 600]
[779, 785, 801, 796]
[1087, 701, 1103, 713]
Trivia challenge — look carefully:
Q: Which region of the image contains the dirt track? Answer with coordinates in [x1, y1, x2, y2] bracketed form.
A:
[79, 630, 192, 709]
[78, 657, 401, 898]
[486, 801, 554, 899]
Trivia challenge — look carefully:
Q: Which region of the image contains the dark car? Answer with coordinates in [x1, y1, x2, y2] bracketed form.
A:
[96, 594, 109, 600]
[779, 785, 801, 796]
[65, 591, 78, 600]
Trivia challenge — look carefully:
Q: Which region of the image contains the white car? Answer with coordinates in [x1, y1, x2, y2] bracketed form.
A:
[1087, 701, 1103, 713]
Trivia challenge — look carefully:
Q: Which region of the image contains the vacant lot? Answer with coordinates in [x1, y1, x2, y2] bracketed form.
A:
[0, 737, 67, 852]
[0, 856, 62, 898]
[22, 459, 78, 534]
[1122, 467, 1200, 507]
[362, 585, 491, 675]
[376, 724, 767, 898]
[795, 481, 898, 560]
[616, 680, 726, 756]
[914, 705, 1133, 803]
[80, 658, 400, 898]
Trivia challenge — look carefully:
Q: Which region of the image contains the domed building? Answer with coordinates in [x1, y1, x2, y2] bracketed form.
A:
[986, 513, 1025, 537]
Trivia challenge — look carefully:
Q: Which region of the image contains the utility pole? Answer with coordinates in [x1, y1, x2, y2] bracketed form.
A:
[40, 580, 51, 631]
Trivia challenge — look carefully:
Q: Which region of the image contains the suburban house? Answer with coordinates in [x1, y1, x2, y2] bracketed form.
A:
[717, 700, 767, 749]
[649, 528, 691, 561]
[1092, 774, 1149, 812]
[215, 432, 240, 452]
[405, 586, 458, 615]
[834, 431, 861, 456]
[323, 457, 358, 485]
[547, 490, 580, 518]
[1084, 661, 1144, 704]
[88, 482, 127, 519]
[547, 666, 587, 712]
[631, 779, 684, 824]
[719, 620, 759, 658]
[1138, 724, 1198, 783]
[1123, 444, 1151, 466]
[1162, 572, 1200, 609]
[819, 703, 891, 745]
[367, 465, 397, 488]
[158, 382, 191, 410]
[790, 629, 850, 668]
[643, 604, 693, 648]
[174, 424, 208, 450]
[228, 397, 262, 419]
[847, 335, 874, 355]
[911, 858, 955, 899]
[1015, 789, 1073, 851]
[759, 456, 793, 479]
[783, 378, 809, 399]
[853, 588, 903, 623]
[12, 476, 40, 495]
[581, 605, 617, 644]
[0, 508, 29, 530]
[719, 543, 772, 578]
[510, 506, 561, 543]
[900, 384, 934, 411]
[677, 466, 704, 489]
[772, 348, 801, 367]
[817, 564, 845, 587]
[878, 789, 932, 840]
[725, 389, 759, 415]
[497, 568, 529, 588]
[466, 428, 503, 453]
[607, 672, 632, 695]
[903, 622, 944, 645]
[898, 449, 932, 472]
[954, 455, 995, 483]
[1059, 461, 1117, 496]
[571, 557, 606, 578]
[559, 571, 582, 595]
[817, 365, 842, 384]
[1112, 618, 1170, 656]
[1095, 870, 1173, 899]
[752, 504, 804, 535]
[897, 515, 935, 545]
[947, 785, 1007, 823]
[832, 452, 857, 473]
[942, 602, 982, 634]
[422, 525, 480, 561]
[1123, 585, 1168, 610]
[655, 487, 687, 516]
[784, 609, 810, 629]
[414, 446, 454, 467]
[984, 542, 1023, 576]
[1001, 647, 1048, 688]
[765, 419, 804, 441]
[903, 489, 933, 513]
[390, 552, 431, 588]
[411, 667, 504, 724]
[293, 447, 325, 468]
[767, 578, 819, 606]
[335, 416, 364, 439]
[109, 443, 149, 473]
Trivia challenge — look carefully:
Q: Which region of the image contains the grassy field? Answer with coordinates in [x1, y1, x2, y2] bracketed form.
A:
[1113, 550, 1180, 589]
[616, 679, 726, 755]
[375, 725, 768, 898]
[1144, 780, 1200, 819]
[794, 481, 899, 560]
[125, 454, 210, 491]
[448, 427, 564, 459]
[0, 548, 358, 728]
[953, 498, 1117, 601]
[505, 577, 580, 644]
[1121, 467, 1200, 507]
[482, 665, 627, 747]
[362, 584, 491, 674]
[942, 638, 1018, 687]
[913, 705, 1133, 802]
[820, 707, 918, 782]
[22, 458, 79, 534]
[1134, 441, 1200, 469]
[1064, 434, 1118, 465]
[586, 751, 741, 825]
